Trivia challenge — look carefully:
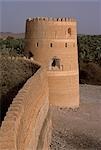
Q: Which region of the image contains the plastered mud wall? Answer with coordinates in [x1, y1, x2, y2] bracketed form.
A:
[0, 64, 52, 150]
[25, 17, 77, 71]
[25, 17, 79, 108]
[48, 71, 79, 108]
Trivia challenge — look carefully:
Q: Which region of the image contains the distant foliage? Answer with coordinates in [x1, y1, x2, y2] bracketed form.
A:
[6, 36, 14, 40]
[77, 35, 101, 65]
[77, 35, 101, 85]
[0, 35, 101, 65]
[0, 37, 25, 57]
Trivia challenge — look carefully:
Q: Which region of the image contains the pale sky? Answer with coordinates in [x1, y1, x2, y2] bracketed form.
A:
[0, 0, 101, 34]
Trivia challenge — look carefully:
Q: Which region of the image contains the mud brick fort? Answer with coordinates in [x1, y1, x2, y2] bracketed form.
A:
[0, 17, 79, 150]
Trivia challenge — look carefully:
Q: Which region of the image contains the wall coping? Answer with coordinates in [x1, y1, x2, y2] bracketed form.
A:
[0, 59, 49, 150]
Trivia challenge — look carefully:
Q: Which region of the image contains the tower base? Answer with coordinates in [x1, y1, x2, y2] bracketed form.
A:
[48, 71, 79, 108]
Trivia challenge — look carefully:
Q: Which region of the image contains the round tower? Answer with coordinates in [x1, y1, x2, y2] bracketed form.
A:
[25, 17, 78, 71]
[25, 17, 79, 108]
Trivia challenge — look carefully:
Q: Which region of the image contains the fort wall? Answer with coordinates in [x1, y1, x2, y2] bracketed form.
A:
[0, 63, 51, 150]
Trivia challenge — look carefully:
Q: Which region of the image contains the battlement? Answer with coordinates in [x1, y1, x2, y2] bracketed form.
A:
[26, 17, 76, 22]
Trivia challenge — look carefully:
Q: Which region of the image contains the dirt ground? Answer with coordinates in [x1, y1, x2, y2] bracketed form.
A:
[50, 84, 101, 150]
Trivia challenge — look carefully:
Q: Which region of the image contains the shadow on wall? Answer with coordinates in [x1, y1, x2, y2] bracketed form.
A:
[0, 59, 40, 125]
[1, 81, 27, 124]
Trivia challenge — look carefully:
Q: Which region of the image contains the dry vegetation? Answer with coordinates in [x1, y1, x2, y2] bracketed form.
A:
[79, 62, 101, 85]
[0, 56, 40, 123]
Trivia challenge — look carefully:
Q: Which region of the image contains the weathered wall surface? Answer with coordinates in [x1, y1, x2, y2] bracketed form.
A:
[25, 17, 77, 71]
[25, 17, 79, 108]
[48, 71, 79, 108]
[0, 65, 52, 150]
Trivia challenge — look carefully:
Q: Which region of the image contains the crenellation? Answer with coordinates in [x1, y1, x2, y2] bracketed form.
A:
[28, 17, 32, 21]
[61, 17, 65, 21]
[57, 18, 61, 21]
[26, 17, 76, 23]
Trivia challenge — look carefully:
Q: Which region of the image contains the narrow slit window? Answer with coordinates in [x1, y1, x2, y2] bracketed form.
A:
[65, 43, 67, 47]
[50, 43, 53, 47]
[68, 28, 71, 36]
[36, 42, 38, 47]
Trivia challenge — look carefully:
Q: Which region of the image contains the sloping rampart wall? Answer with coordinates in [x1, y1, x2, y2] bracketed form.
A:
[0, 65, 51, 150]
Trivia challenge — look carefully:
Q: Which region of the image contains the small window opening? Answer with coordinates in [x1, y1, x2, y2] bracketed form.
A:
[68, 28, 71, 35]
[36, 42, 38, 47]
[65, 43, 67, 47]
[50, 43, 53, 47]
[49, 57, 63, 71]
[51, 57, 60, 70]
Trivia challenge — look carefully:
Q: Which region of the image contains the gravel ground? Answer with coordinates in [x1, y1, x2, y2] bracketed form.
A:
[50, 84, 101, 150]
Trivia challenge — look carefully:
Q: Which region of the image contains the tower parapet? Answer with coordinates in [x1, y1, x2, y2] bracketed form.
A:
[26, 17, 76, 22]
[25, 16, 77, 41]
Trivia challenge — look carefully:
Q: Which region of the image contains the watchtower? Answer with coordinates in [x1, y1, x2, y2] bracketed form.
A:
[25, 17, 79, 107]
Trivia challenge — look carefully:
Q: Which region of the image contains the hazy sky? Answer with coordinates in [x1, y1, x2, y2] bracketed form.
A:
[0, 0, 101, 34]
